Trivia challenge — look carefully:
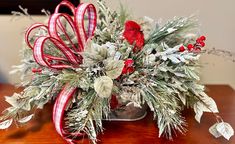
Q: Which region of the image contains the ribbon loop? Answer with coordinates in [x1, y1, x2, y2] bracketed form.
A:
[53, 85, 80, 143]
[75, 3, 97, 51]
[33, 36, 78, 69]
[54, 1, 76, 15]
[25, 1, 98, 143]
[25, 1, 97, 70]
[25, 23, 48, 50]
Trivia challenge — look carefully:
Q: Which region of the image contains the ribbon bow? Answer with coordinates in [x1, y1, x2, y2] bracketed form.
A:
[25, 1, 97, 69]
[25, 1, 97, 143]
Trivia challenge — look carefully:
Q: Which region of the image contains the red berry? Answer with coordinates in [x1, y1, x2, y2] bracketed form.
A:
[200, 36, 206, 41]
[196, 38, 202, 44]
[187, 44, 194, 51]
[200, 42, 205, 47]
[32, 68, 42, 73]
[179, 46, 185, 52]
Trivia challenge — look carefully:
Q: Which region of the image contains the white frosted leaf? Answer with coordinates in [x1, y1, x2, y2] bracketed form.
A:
[5, 93, 22, 108]
[0, 119, 13, 129]
[18, 114, 34, 123]
[178, 94, 186, 105]
[158, 66, 167, 72]
[94, 76, 113, 98]
[167, 28, 177, 33]
[174, 72, 186, 77]
[194, 103, 203, 123]
[216, 122, 234, 140]
[194, 95, 219, 123]
[162, 55, 167, 61]
[178, 55, 186, 62]
[22, 102, 31, 111]
[167, 55, 181, 63]
[37, 103, 44, 109]
[209, 123, 222, 138]
[145, 54, 156, 65]
[5, 96, 20, 108]
[105, 60, 124, 79]
[200, 95, 219, 113]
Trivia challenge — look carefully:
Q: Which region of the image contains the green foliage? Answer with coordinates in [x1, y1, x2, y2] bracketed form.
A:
[64, 90, 110, 143]
[140, 84, 187, 139]
[1, 0, 233, 143]
[118, 2, 130, 26]
[146, 16, 198, 44]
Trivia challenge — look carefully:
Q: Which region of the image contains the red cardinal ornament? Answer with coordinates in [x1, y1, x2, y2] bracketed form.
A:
[123, 21, 145, 52]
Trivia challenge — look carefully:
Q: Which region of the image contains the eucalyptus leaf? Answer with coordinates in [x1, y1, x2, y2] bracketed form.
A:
[194, 103, 203, 123]
[158, 66, 167, 72]
[178, 94, 186, 105]
[22, 102, 31, 111]
[83, 42, 109, 64]
[216, 122, 234, 140]
[94, 76, 113, 98]
[0, 119, 13, 129]
[174, 72, 186, 77]
[5, 95, 20, 108]
[104, 59, 124, 79]
[18, 114, 34, 123]
[200, 95, 219, 113]
[194, 95, 219, 123]
[209, 123, 222, 138]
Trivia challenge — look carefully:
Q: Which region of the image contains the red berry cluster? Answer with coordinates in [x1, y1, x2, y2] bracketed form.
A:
[179, 36, 206, 52]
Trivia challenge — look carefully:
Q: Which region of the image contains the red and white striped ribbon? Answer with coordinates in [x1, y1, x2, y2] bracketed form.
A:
[25, 1, 97, 143]
[52, 85, 80, 144]
[25, 1, 97, 69]
[75, 3, 97, 51]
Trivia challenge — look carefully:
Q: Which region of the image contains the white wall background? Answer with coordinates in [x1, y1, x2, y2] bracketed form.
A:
[0, 0, 234, 88]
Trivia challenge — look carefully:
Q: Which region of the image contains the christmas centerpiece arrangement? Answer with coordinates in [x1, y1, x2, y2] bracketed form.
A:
[0, 0, 234, 143]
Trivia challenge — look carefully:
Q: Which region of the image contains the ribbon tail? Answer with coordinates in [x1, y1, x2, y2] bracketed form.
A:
[52, 84, 82, 143]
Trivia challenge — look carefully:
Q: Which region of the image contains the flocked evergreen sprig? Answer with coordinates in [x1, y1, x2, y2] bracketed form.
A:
[0, 0, 234, 143]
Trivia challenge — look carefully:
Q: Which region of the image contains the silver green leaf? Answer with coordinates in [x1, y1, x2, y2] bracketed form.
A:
[209, 122, 234, 140]
[216, 122, 234, 140]
[0, 119, 13, 129]
[5, 93, 22, 108]
[167, 55, 181, 64]
[194, 95, 219, 123]
[83, 40, 109, 65]
[104, 59, 124, 79]
[18, 114, 34, 123]
[94, 76, 113, 98]
[209, 123, 222, 138]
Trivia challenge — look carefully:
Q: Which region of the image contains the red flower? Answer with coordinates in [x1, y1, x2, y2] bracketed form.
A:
[123, 21, 145, 52]
[122, 59, 135, 75]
